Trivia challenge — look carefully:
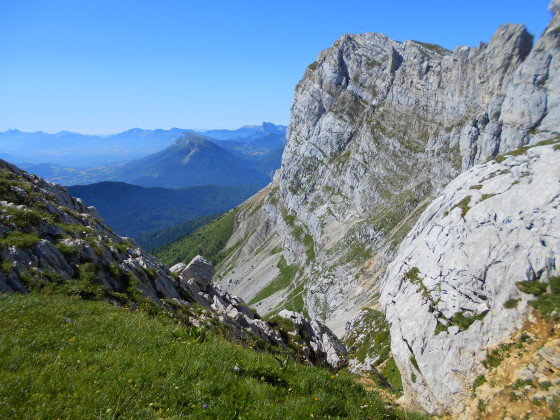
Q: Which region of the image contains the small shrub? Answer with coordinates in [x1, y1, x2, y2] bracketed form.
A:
[268, 315, 295, 333]
[42, 270, 65, 284]
[516, 281, 548, 296]
[473, 374, 487, 391]
[509, 391, 518, 402]
[0, 232, 40, 249]
[1, 259, 13, 274]
[513, 379, 535, 389]
[405, 267, 420, 281]
[482, 344, 511, 369]
[469, 185, 483, 190]
[55, 241, 80, 258]
[504, 298, 520, 309]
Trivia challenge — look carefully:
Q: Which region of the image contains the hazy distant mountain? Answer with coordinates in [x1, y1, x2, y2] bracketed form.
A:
[213, 132, 286, 156]
[198, 122, 286, 141]
[0, 123, 287, 169]
[0, 128, 189, 167]
[9, 123, 287, 187]
[67, 181, 259, 239]
[114, 132, 271, 189]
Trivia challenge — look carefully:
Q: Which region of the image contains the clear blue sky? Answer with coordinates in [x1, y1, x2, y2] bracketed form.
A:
[0, 0, 553, 134]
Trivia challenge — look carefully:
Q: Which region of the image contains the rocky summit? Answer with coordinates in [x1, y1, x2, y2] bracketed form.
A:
[217, 10, 559, 330]
[208, 4, 560, 416]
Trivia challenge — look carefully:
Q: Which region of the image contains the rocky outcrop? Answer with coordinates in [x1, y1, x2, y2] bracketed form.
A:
[277, 309, 348, 368]
[0, 158, 346, 369]
[379, 141, 560, 413]
[217, 11, 560, 333]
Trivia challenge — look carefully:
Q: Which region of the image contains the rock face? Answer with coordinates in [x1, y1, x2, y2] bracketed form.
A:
[277, 309, 348, 368]
[379, 141, 560, 413]
[216, 12, 560, 333]
[0, 159, 346, 369]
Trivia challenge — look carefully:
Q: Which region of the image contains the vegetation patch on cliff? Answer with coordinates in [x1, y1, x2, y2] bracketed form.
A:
[249, 256, 298, 305]
[345, 308, 391, 366]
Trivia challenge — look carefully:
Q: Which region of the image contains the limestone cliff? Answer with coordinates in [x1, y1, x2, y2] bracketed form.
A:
[216, 10, 560, 335]
[380, 140, 560, 414]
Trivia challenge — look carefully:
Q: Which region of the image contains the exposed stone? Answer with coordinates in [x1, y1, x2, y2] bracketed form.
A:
[380, 143, 560, 414]
[0, 159, 347, 370]
[538, 339, 560, 370]
[278, 309, 348, 369]
[216, 11, 560, 338]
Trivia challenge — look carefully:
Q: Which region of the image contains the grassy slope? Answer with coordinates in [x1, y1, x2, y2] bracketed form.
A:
[0, 293, 423, 419]
[137, 213, 220, 251]
[153, 208, 240, 267]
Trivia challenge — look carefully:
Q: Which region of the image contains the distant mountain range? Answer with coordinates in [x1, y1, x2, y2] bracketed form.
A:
[22, 132, 283, 188]
[0, 127, 189, 167]
[3, 123, 286, 188]
[113, 132, 272, 189]
[67, 182, 259, 239]
[0, 123, 286, 169]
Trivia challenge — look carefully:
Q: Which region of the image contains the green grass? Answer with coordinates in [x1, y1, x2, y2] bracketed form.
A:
[434, 311, 487, 335]
[404, 267, 430, 300]
[482, 343, 512, 369]
[381, 358, 403, 396]
[404, 267, 420, 281]
[0, 293, 423, 419]
[0, 231, 41, 248]
[283, 283, 308, 317]
[473, 375, 487, 391]
[450, 195, 471, 218]
[282, 208, 296, 227]
[523, 276, 560, 321]
[303, 234, 315, 262]
[344, 309, 390, 366]
[307, 61, 318, 71]
[494, 137, 560, 163]
[153, 208, 239, 267]
[410, 355, 419, 371]
[249, 257, 298, 305]
[516, 281, 548, 296]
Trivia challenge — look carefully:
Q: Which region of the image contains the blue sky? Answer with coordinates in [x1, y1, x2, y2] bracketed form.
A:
[0, 0, 553, 134]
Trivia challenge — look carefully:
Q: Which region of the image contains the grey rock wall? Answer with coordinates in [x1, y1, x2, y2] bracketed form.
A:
[379, 141, 560, 413]
[217, 12, 559, 332]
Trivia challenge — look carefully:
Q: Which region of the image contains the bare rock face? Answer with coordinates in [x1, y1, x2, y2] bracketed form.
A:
[217, 13, 560, 334]
[171, 255, 215, 291]
[379, 142, 560, 414]
[277, 309, 348, 368]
